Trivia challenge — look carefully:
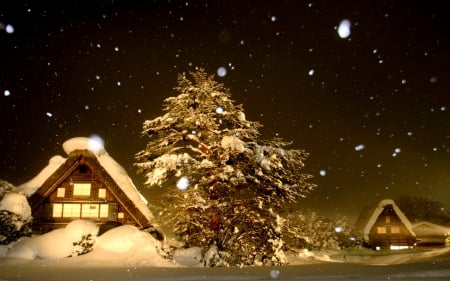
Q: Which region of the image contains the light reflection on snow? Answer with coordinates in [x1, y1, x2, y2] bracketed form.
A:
[177, 176, 189, 190]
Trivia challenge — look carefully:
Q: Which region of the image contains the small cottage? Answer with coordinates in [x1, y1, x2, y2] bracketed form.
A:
[412, 221, 450, 246]
[356, 199, 416, 250]
[17, 137, 154, 233]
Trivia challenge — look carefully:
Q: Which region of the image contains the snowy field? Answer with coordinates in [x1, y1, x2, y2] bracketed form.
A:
[0, 220, 449, 281]
[1, 241, 449, 280]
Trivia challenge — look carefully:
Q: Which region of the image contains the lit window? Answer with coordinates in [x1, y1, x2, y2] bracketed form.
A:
[73, 183, 91, 196]
[63, 203, 81, 217]
[390, 226, 400, 233]
[98, 188, 106, 199]
[377, 227, 387, 234]
[99, 204, 109, 218]
[82, 204, 99, 218]
[118, 212, 124, 219]
[53, 203, 63, 217]
[56, 188, 65, 198]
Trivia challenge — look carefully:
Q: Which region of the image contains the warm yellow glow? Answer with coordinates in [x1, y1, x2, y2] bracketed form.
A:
[391, 226, 400, 233]
[73, 183, 91, 196]
[98, 188, 106, 199]
[56, 188, 65, 198]
[377, 227, 387, 234]
[63, 203, 81, 217]
[53, 203, 62, 217]
[81, 204, 99, 218]
[100, 204, 109, 218]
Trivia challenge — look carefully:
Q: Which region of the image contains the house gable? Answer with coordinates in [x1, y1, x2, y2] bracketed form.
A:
[358, 199, 416, 249]
[21, 138, 153, 233]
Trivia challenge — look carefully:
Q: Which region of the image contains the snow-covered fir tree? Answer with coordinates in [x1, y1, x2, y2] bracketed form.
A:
[135, 69, 315, 266]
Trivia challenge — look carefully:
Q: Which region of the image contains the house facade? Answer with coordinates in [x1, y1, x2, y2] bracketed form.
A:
[356, 199, 416, 250]
[18, 137, 154, 234]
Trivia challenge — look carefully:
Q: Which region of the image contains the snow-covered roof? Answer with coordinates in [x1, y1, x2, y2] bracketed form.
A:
[362, 199, 415, 241]
[412, 221, 450, 235]
[17, 137, 153, 223]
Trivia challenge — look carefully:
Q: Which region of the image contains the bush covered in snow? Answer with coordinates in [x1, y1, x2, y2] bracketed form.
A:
[0, 191, 33, 245]
[284, 210, 361, 251]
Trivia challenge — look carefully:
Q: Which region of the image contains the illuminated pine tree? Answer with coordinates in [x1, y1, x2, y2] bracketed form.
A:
[135, 69, 315, 266]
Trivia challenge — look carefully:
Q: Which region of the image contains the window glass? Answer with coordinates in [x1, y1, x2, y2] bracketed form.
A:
[377, 227, 387, 234]
[53, 203, 62, 217]
[62, 203, 81, 217]
[390, 226, 400, 233]
[99, 204, 109, 218]
[82, 204, 99, 218]
[73, 183, 91, 196]
[56, 188, 65, 198]
[98, 188, 106, 199]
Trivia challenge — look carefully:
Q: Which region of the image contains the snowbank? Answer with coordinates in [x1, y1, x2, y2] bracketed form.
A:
[7, 220, 98, 259]
[0, 193, 31, 220]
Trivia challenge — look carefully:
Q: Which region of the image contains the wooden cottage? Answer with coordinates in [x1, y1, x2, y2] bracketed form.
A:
[17, 137, 153, 233]
[412, 221, 450, 246]
[356, 199, 416, 250]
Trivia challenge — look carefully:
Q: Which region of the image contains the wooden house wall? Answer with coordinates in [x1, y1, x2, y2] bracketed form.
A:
[368, 204, 415, 249]
[32, 162, 138, 233]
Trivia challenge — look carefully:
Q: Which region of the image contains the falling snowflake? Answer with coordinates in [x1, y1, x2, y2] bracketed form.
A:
[215, 106, 224, 114]
[319, 169, 327, 176]
[354, 144, 365, 151]
[5, 24, 14, 34]
[176, 176, 189, 190]
[217, 67, 227, 77]
[308, 69, 315, 76]
[337, 19, 351, 39]
[88, 135, 104, 153]
[4, 90, 10, 96]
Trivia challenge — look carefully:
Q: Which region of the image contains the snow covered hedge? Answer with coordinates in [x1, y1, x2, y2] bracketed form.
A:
[0, 181, 33, 245]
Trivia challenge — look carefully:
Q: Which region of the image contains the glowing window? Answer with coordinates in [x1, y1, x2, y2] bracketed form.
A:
[99, 204, 109, 218]
[390, 226, 400, 234]
[53, 203, 63, 217]
[98, 188, 106, 199]
[63, 203, 81, 217]
[118, 212, 124, 219]
[82, 204, 99, 218]
[377, 227, 387, 234]
[73, 183, 91, 196]
[56, 188, 65, 198]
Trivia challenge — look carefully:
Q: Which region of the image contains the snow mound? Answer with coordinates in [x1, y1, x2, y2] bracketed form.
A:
[7, 220, 98, 259]
[63, 137, 106, 156]
[173, 247, 203, 266]
[0, 193, 31, 221]
[95, 225, 158, 254]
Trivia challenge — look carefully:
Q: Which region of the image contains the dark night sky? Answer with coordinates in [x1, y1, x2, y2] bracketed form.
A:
[1, 1, 449, 220]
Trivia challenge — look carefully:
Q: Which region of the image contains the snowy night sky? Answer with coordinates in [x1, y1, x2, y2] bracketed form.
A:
[1, 1, 449, 219]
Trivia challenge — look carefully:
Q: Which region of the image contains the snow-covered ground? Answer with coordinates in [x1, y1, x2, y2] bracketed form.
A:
[1, 220, 449, 281]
